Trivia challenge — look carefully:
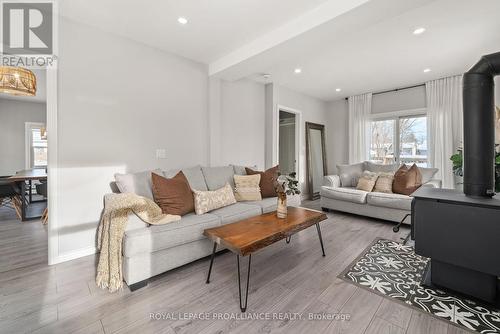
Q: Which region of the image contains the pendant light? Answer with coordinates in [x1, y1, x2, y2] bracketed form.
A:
[0, 66, 37, 96]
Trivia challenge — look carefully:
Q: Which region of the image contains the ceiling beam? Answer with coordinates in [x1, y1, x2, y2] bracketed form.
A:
[208, 0, 370, 76]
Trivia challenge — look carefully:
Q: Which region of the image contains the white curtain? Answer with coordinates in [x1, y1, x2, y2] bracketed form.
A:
[348, 93, 372, 163]
[426, 75, 463, 189]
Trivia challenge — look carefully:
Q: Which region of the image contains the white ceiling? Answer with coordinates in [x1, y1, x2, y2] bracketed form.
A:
[60, 0, 332, 63]
[60, 0, 500, 101]
[0, 69, 46, 103]
[215, 0, 500, 100]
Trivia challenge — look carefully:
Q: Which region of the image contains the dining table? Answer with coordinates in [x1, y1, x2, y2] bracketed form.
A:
[8, 169, 48, 221]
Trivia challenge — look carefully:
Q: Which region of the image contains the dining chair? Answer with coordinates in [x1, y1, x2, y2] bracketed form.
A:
[0, 177, 22, 219]
[36, 181, 48, 225]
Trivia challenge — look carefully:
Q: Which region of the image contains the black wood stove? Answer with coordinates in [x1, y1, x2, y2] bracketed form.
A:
[412, 51, 500, 304]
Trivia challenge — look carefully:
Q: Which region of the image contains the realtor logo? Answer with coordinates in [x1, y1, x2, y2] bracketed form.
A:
[1, 1, 53, 55]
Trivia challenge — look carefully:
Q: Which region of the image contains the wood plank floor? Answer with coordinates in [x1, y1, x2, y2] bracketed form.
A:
[0, 201, 467, 334]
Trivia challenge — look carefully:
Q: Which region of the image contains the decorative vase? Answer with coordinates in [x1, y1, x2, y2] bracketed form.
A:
[277, 192, 287, 218]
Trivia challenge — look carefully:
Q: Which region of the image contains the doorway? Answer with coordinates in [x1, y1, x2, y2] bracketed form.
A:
[278, 109, 299, 177]
[0, 67, 50, 272]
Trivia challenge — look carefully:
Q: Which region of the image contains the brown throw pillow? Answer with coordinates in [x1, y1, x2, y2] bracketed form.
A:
[151, 171, 194, 216]
[245, 165, 279, 198]
[393, 164, 422, 195]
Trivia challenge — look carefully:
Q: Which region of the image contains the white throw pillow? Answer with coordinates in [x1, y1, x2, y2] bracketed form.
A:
[193, 183, 236, 215]
[419, 167, 438, 184]
[337, 162, 365, 187]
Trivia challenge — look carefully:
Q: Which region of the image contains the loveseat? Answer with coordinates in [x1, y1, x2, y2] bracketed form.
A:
[320, 161, 441, 225]
[114, 165, 300, 289]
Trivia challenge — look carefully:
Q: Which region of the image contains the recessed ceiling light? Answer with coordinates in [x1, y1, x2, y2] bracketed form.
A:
[423, 68, 431, 73]
[335, 88, 341, 92]
[413, 27, 426, 35]
[294, 68, 302, 74]
[178, 17, 188, 25]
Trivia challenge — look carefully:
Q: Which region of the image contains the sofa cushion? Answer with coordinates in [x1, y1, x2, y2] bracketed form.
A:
[419, 167, 438, 184]
[367, 192, 412, 211]
[123, 213, 220, 257]
[366, 161, 398, 173]
[337, 162, 365, 187]
[232, 165, 258, 176]
[164, 166, 208, 191]
[245, 197, 278, 214]
[209, 202, 262, 225]
[201, 166, 235, 190]
[320, 186, 368, 204]
[114, 169, 162, 199]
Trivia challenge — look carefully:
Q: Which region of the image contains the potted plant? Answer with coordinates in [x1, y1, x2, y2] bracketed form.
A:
[274, 172, 301, 218]
[450, 144, 500, 193]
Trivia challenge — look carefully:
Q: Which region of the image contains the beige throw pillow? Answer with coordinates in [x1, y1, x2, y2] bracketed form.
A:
[373, 172, 394, 193]
[193, 183, 236, 215]
[234, 174, 262, 201]
[356, 171, 378, 192]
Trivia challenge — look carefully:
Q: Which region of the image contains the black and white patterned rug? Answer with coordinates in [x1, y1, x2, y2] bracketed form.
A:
[340, 239, 500, 333]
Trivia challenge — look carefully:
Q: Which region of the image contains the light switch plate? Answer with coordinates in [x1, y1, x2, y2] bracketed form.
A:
[156, 149, 167, 159]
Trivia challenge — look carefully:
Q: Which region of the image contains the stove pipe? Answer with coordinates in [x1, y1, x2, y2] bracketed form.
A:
[463, 52, 500, 197]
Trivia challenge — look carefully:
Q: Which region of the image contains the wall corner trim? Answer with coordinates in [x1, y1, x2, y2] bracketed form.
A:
[49, 246, 97, 265]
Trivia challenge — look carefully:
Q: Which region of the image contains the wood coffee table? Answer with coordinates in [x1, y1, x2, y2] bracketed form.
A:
[203, 206, 328, 312]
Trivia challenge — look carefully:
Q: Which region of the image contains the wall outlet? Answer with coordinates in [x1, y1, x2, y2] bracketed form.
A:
[156, 149, 167, 159]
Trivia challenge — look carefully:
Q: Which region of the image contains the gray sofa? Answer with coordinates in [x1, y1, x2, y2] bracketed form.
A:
[320, 161, 441, 224]
[115, 165, 300, 289]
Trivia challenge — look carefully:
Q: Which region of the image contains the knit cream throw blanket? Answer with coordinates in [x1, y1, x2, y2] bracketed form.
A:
[96, 193, 180, 292]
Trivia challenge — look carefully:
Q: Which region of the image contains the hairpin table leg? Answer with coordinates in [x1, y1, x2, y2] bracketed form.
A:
[316, 223, 326, 257]
[206, 242, 217, 284]
[237, 254, 251, 312]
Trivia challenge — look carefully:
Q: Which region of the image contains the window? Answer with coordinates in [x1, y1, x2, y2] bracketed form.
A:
[399, 116, 427, 167]
[26, 123, 47, 169]
[370, 119, 395, 164]
[370, 114, 428, 167]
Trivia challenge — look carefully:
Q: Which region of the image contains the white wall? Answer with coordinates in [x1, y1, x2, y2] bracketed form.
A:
[214, 82, 331, 197]
[326, 99, 349, 174]
[277, 86, 329, 196]
[208, 77, 222, 166]
[219, 79, 265, 169]
[372, 85, 426, 114]
[53, 18, 209, 261]
[265, 83, 279, 168]
[0, 99, 46, 176]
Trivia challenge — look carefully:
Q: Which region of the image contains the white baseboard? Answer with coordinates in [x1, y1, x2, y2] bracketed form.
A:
[49, 246, 97, 265]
